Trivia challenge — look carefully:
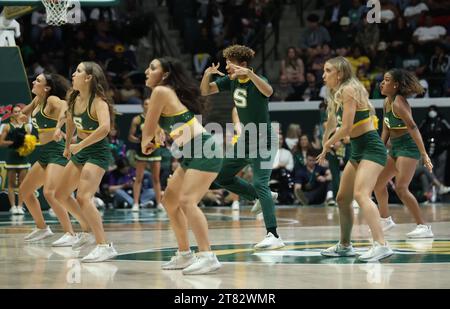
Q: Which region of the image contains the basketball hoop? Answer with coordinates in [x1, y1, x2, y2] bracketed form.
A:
[41, 0, 68, 26]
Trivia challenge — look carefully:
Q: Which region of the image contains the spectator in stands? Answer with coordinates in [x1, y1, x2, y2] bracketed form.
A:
[271, 132, 295, 205]
[413, 13, 447, 46]
[105, 158, 155, 208]
[193, 26, 216, 79]
[396, 43, 426, 76]
[346, 45, 370, 74]
[106, 44, 136, 83]
[380, 0, 399, 24]
[404, 0, 429, 30]
[273, 75, 296, 101]
[413, 159, 450, 202]
[299, 72, 321, 101]
[387, 16, 413, 49]
[355, 12, 380, 58]
[292, 134, 314, 168]
[285, 123, 302, 150]
[299, 13, 331, 49]
[323, 0, 349, 35]
[119, 77, 142, 104]
[280, 47, 305, 87]
[293, 151, 332, 205]
[419, 105, 450, 184]
[347, 0, 365, 28]
[311, 43, 333, 81]
[332, 16, 353, 50]
[429, 44, 450, 74]
[357, 67, 371, 94]
[428, 44, 450, 97]
[93, 20, 118, 62]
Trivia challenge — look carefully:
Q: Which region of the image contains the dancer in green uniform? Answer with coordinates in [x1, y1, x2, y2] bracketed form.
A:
[54, 62, 117, 263]
[141, 57, 222, 275]
[0, 105, 31, 215]
[128, 98, 163, 212]
[318, 56, 393, 262]
[200, 45, 284, 250]
[19, 73, 88, 246]
[374, 69, 434, 238]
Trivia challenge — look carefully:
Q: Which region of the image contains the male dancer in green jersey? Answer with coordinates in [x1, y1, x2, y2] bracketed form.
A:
[201, 45, 284, 250]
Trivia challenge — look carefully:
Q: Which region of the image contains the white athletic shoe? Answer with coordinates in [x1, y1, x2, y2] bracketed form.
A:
[162, 250, 197, 270]
[231, 201, 240, 210]
[156, 203, 165, 212]
[406, 225, 434, 238]
[182, 252, 221, 275]
[24, 226, 54, 242]
[10, 206, 18, 215]
[81, 243, 118, 263]
[438, 185, 450, 195]
[16, 206, 25, 215]
[251, 192, 278, 215]
[380, 216, 396, 232]
[51, 232, 78, 247]
[321, 242, 357, 257]
[352, 200, 359, 208]
[131, 203, 140, 212]
[358, 241, 393, 262]
[254, 232, 285, 250]
[72, 232, 96, 251]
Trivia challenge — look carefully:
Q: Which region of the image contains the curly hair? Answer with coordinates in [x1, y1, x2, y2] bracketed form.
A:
[223, 45, 256, 64]
[388, 69, 424, 97]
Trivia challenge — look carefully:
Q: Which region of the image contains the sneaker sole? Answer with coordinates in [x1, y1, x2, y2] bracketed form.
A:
[407, 233, 434, 239]
[81, 252, 118, 263]
[25, 233, 54, 243]
[182, 264, 222, 275]
[358, 251, 393, 262]
[254, 243, 286, 250]
[320, 252, 357, 258]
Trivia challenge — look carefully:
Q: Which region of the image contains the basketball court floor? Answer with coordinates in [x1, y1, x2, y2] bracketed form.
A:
[0, 204, 449, 289]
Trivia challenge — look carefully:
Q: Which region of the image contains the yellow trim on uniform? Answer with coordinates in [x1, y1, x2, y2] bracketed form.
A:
[238, 77, 250, 83]
[79, 129, 96, 134]
[37, 128, 57, 133]
[87, 104, 99, 123]
[161, 109, 189, 117]
[352, 117, 372, 128]
[169, 117, 197, 138]
[40, 103, 58, 121]
[5, 164, 31, 169]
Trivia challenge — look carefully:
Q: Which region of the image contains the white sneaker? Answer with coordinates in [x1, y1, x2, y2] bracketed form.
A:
[438, 185, 450, 195]
[321, 242, 356, 257]
[156, 203, 165, 212]
[72, 232, 96, 251]
[131, 203, 140, 212]
[406, 225, 434, 238]
[81, 243, 118, 263]
[231, 201, 240, 210]
[254, 232, 285, 250]
[48, 208, 56, 217]
[52, 232, 77, 247]
[16, 206, 25, 215]
[358, 241, 393, 262]
[380, 216, 396, 232]
[251, 192, 278, 215]
[162, 250, 197, 270]
[24, 226, 54, 242]
[10, 206, 18, 215]
[352, 200, 359, 208]
[182, 252, 221, 275]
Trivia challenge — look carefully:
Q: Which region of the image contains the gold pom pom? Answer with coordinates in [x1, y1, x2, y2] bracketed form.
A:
[372, 115, 379, 130]
[17, 134, 38, 157]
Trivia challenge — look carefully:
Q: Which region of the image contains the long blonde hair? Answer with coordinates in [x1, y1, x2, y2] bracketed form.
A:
[325, 57, 374, 121]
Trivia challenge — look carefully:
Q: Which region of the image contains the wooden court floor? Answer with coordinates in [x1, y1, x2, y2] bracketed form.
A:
[0, 204, 449, 289]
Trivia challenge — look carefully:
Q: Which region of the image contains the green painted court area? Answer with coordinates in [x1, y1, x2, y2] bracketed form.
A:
[116, 239, 450, 265]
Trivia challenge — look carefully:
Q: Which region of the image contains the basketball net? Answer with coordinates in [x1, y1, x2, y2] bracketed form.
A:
[41, 0, 69, 26]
